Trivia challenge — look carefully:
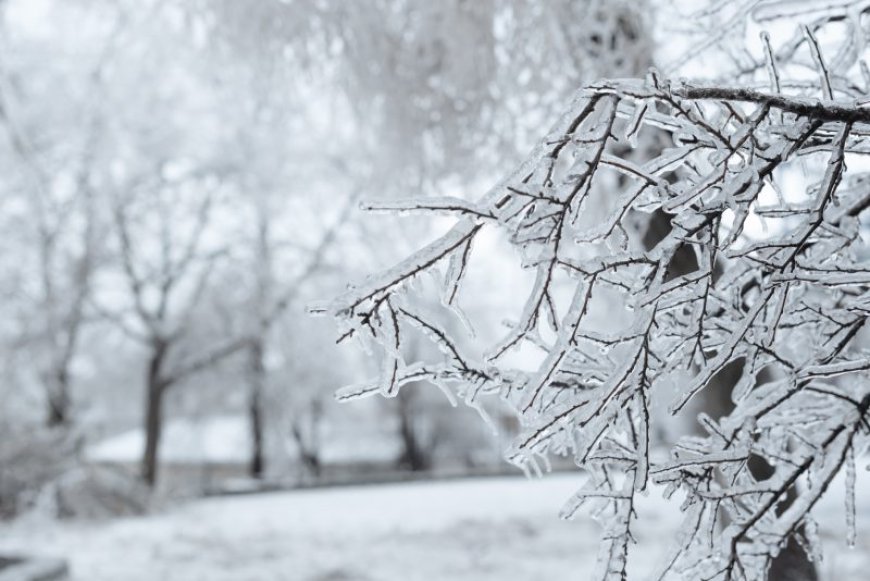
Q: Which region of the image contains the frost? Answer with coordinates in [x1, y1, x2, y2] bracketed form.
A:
[324, 9, 870, 579]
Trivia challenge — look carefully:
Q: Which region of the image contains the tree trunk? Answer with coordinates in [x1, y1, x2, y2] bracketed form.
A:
[46, 368, 71, 428]
[293, 428, 321, 479]
[396, 387, 432, 472]
[141, 340, 169, 487]
[289, 410, 322, 480]
[247, 338, 266, 479]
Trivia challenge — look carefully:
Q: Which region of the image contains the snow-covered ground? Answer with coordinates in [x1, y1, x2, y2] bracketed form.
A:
[1, 473, 868, 580]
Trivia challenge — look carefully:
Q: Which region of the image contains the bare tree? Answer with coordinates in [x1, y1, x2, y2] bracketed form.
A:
[0, 4, 125, 427]
[101, 181, 250, 487]
[242, 193, 353, 478]
[4, 122, 98, 428]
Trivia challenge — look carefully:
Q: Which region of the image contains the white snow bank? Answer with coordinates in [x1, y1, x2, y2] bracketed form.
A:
[1, 472, 868, 580]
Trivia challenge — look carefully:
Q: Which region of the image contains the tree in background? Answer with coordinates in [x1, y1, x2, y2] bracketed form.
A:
[195, 0, 659, 480]
[202, 3, 362, 479]
[0, 0, 362, 487]
[325, 2, 870, 579]
[82, 3, 256, 486]
[0, 0, 122, 428]
[310, 0, 659, 476]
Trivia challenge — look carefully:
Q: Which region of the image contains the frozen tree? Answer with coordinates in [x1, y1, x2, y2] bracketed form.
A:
[264, 316, 349, 482]
[104, 181, 252, 487]
[322, 3, 870, 580]
[239, 190, 354, 479]
[81, 2, 260, 486]
[0, 0, 124, 427]
[202, 4, 365, 478]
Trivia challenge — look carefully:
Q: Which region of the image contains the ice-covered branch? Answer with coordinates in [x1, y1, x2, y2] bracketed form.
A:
[325, 56, 870, 579]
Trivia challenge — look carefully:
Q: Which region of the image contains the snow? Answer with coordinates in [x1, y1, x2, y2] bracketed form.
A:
[1, 472, 868, 580]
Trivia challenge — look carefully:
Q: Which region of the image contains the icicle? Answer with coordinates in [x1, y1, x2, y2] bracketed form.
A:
[801, 515, 823, 565]
[623, 101, 648, 148]
[446, 300, 477, 340]
[442, 238, 473, 307]
[380, 302, 402, 397]
[538, 451, 553, 474]
[433, 378, 459, 407]
[469, 401, 498, 436]
[861, 60, 870, 93]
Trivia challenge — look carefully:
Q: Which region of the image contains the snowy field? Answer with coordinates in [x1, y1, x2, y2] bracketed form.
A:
[1, 473, 869, 580]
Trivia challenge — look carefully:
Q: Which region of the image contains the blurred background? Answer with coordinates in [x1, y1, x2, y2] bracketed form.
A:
[0, 1, 867, 580]
[0, 0, 656, 505]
